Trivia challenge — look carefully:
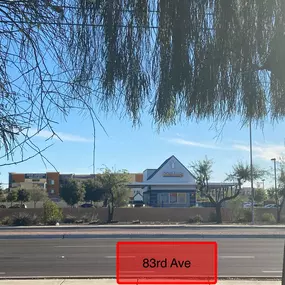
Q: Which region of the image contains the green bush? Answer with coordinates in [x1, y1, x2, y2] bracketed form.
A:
[208, 212, 217, 223]
[43, 200, 63, 225]
[261, 213, 276, 224]
[243, 209, 252, 222]
[11, 213, 38, 226]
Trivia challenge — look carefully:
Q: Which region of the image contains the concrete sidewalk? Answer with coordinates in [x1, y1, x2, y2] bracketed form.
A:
[1, 227, 285, 239]
[0, 280, 281, 285]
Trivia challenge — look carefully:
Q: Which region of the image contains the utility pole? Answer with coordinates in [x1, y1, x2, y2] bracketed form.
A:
[271, 158, 278, 221]
[282, 241, 285, 285]
[249, 119, 254, 224]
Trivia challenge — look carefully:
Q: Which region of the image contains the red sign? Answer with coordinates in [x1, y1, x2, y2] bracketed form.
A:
[116, 241, 218, 284]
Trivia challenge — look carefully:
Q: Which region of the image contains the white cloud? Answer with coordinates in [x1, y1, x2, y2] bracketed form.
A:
[232, 142, 285, 161]
[167, 136, 285, 161]
[167, 138, 224, 150]
[29, 129, 93, 143]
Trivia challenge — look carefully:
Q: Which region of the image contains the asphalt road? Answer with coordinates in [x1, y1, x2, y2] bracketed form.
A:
[0, 238, 283, 278]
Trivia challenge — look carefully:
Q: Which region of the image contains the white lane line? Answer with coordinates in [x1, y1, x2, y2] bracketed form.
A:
[262, 271, 282, 273]
[54, 245, 113, 248]
[220, 256, 255, 259]
[105, 256, 135, 258]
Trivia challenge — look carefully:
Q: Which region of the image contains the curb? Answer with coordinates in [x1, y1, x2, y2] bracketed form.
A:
[0, 234, 285, 239]
[0, 276, 282, 280]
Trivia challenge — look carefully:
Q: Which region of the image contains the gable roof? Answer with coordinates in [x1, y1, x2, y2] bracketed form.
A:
[146, 155, 196, 181]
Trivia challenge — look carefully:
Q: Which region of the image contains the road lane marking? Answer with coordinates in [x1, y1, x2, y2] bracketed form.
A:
[262, 271, 282, 273]
[105, 256, 135, 258]
[54, 245, 113, 248]
[220, 256, 255, 259]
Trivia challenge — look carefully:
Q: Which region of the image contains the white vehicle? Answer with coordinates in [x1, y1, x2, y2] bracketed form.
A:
[264, 204, 277, 208]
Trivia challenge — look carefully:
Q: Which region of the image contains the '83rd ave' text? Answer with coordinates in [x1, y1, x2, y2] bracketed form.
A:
[142, 258, 191, 269]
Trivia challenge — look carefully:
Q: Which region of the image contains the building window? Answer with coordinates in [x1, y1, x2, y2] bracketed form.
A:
[50, 189, 55, 194]
[178, 193, 187, 204]
[160, 193, 169, 204]
[169, 193, 187, 204]
[170, 193, 177, 203]
[49, 179, 55, 185]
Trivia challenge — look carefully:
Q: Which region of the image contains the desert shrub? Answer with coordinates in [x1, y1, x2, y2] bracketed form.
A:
[208, 212, 217, 223]
[89, 213, 100, 224]
[81, 215, 91, 223]
[187, 217, 195, 224]
[193, 214, 203, 223]
[261, 213, 276, 224]
[1, 216, 11, 225]
[236, 209, 252, 223]
[188, 214, 203, 224]
[63, 215, 76, 224]
[227, 197, 245, 222]
[43, 200, 63, 225]
[11, 213, 38, 226]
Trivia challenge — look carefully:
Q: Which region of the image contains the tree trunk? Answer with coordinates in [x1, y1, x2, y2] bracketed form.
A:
[276, 207, 281, 224]
[107, 193, 115, 223]
[107, 203, 114, 223]
[215, 204, 222, 224]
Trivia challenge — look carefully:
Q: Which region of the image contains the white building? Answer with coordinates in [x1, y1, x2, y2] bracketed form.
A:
[128, 155, 238, 208]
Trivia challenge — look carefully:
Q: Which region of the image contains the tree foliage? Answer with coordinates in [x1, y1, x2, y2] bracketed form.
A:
[250, 188, 267, 204]
[68, 0, 285, 126]
[17, 189, 30, 205]
[267, 163, 285, 223]
[82, 179, 105, 203]
[190, 157, 241, 224]
[226, 162, 268, 183]
[1, 1, 285, 162]
[96, 167, 131, 222]
[28, 187, 48, 208]
[43, 200, 63, 225]
[0, 189, 5, 202]
[6, 189, 17, 205]
[60, 179, 85, 206]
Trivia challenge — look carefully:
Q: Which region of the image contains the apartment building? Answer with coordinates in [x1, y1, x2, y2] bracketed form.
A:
[9, 172, 60, 196]
[8, 172, 143, 198]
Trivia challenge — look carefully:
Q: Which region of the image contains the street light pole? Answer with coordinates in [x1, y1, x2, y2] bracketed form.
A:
[271, 158, 277, 220]
[249, 118, 254, 225]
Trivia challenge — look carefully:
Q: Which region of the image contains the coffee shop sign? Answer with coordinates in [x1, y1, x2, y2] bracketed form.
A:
[163, 172, 184, 177]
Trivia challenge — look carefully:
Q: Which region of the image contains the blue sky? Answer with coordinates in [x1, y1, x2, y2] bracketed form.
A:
[0, 108, 284, 189]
